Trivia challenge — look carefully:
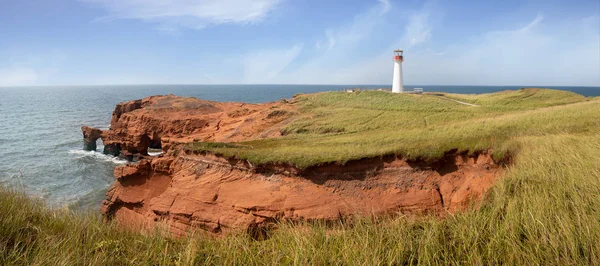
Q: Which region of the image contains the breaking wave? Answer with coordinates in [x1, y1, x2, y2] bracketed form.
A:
[148, 148, 163, 156]
[68, 149, 128, 165]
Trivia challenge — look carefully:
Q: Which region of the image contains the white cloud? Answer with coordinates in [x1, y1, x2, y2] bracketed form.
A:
[280, 0, 392, 84]
[518, 13, 543, 32]
[56, 0, 598, 86]
[325, 29, 336, 51]
[82, 0, 282, 30]
[268, 0, 433, 84]
[315, 29, 336, 51]
[242, 44, 303, 83]
[402, 12, 432, 48]
[282, 6, 599, 87]
[378, 0, 390, 14]
[313, 0, 390, 53]
[405, 14, 600, 86]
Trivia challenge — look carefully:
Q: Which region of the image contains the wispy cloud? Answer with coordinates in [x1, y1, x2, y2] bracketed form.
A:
[242, 44, 303, 83]
[18, 0, 595, 86]
[518, 13, 544, 32]
[281, 4, 599, 86]
[314, 0, 390, 52]
[378, 0, 390, 14]
[402, 12, 432, 48]
[82, 0, 282, 30]
[325, 29, 336, 51]
[284, 0, 392, 83]
[315, 29, 337, 51]
[267, 0, 435, 84]
[406, 14, 600, 86]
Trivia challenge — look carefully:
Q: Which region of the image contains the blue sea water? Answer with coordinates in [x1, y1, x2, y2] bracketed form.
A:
[0, 84, 598, 211]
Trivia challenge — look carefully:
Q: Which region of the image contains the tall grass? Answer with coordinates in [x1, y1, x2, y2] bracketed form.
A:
[2, 134, 600, 264]
[2, 88, 600, 264]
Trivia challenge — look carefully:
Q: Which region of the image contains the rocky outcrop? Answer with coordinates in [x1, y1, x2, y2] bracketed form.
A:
[84, 95, 504, 236]
[82, 126, 103, 151]
[83, 95, 295, 159]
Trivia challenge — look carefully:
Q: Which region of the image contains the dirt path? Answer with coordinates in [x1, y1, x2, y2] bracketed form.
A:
[432, 95, 481, 107]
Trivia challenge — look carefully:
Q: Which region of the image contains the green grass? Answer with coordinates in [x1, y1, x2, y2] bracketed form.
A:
[185, 88, 597, 168]
[3, 88, 600, 264]
[3, 134, 600, 264]
[440, 88, 587, 110]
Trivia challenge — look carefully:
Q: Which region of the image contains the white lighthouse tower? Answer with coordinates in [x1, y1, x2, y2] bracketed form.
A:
[392, 49, 404, 93]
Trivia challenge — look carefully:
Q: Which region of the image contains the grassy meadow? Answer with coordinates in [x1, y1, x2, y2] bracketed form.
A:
[186, 88, 597, 168]
[2, 88, 600, 265]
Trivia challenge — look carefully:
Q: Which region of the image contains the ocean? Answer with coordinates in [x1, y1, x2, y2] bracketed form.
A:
[1, 85, 598, 211]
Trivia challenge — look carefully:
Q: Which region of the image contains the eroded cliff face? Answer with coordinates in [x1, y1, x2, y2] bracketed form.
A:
[101, 150, 500, 236]
[82, 95, 294, 158]
[83, 95, 504, 236]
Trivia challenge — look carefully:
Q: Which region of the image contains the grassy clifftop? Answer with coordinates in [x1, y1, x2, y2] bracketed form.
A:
[442, 88, 586, 109]
[186, 88, 597, 168]
[3, 88, 600, 265]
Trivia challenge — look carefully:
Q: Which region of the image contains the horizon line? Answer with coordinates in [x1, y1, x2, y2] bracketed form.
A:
[1, 84, 600, 88]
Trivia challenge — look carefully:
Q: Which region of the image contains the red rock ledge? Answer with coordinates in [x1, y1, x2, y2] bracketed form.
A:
[82, 95, 502, 236]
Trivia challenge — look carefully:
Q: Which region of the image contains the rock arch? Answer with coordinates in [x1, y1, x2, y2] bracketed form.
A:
[81, 126, 103, 151]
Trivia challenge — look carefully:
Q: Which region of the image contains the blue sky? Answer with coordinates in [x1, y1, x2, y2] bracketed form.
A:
[0, 0, 598, 86]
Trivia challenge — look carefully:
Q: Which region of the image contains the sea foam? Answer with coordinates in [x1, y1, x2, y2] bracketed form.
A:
[68, 149, 128, 165]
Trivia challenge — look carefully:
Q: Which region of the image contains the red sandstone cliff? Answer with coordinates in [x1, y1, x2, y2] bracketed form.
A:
[83, 95, 502, 236]
[82, 95, 293, 158]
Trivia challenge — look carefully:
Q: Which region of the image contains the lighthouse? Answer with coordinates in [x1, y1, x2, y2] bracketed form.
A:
[392, 49, 404, 93]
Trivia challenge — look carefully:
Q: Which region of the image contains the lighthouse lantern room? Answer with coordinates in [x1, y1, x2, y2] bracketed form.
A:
[392, 49, 405, 93]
